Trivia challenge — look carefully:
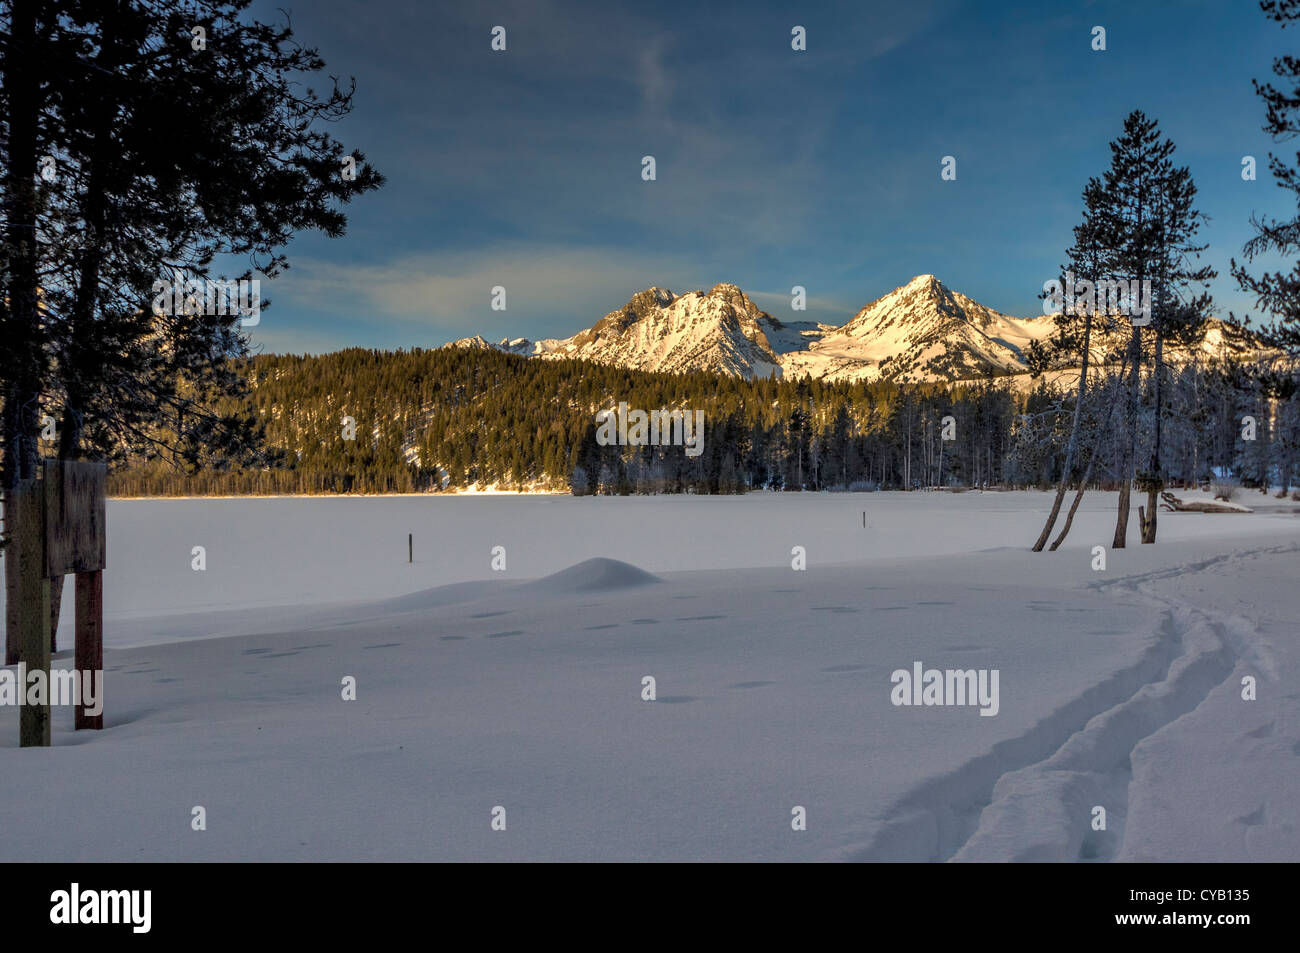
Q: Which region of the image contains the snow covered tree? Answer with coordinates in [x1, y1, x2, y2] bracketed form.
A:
[1031, 177, 1110, 551]
[1048, 111, 1214, 547]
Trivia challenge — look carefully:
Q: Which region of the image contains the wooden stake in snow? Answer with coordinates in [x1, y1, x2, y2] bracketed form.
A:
[75, 570, 103, 730]
[409, 533, 413, 563]
[46, 460, 107, 735]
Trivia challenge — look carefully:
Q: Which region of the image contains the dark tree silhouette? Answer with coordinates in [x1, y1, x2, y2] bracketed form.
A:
[1, 0, 384, 658]
[1233, 0, 1300, 358]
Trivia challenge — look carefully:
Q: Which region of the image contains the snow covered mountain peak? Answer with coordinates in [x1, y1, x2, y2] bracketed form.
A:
[781, 275, 1050, 382]
[443, 276, 1239, 384]
[446, 276, 1050, 382]
[553, 281, 785, 378]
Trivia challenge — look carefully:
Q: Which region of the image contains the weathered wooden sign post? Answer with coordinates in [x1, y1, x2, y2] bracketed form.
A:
[9, 459, 106, 746]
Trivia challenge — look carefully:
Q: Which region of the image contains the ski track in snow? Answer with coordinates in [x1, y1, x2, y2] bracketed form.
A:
[841, 541, 1300, 863]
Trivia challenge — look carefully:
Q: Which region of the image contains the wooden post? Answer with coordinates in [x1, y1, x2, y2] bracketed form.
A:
[75, 570, 103, 730]
[33, 459, 107, 743]
[16, 479, 51, 747]
[409, 533, 413, 563]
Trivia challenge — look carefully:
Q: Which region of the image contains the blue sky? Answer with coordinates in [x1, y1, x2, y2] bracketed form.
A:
[241, 0, 1300, 354]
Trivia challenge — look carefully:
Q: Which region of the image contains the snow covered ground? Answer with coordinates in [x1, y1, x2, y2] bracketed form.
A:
[0, 489, 1297, 861]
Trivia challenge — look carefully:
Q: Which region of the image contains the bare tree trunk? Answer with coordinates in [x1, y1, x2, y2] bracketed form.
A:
[1049, 360, 1131, 551]
[937, 427, 944, 488]
[1113, 323, 1142, 549]
[1049, 450, 1099, 551]
[904, 406, 912, 489]
[1033, 435, 1075, 551]
[1034, 306, 1095, 551]
[1260, 391, 1272, 494]
[2, 0, 46, 664]
[4, 488, 18, 664]
[1283, 400, 1295, 494]
[1141, 332, 1165, 544]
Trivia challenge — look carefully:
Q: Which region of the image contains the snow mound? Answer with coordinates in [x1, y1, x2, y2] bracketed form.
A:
[373, 580, 508, 614]
[524, 557, 662, 593]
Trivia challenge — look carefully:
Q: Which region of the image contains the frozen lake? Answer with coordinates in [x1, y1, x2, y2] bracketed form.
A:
[6, 488, 1296, 645]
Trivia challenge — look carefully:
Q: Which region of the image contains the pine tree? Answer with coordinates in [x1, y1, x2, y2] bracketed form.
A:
[1072, 111, 1213, 546]
[1233, 0, 1300, 358]
[1, 1, 383, 653]
[1138, 162, 1214, 542]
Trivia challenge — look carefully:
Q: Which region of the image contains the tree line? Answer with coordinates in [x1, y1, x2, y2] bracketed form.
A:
[102, 345, 1295, 500]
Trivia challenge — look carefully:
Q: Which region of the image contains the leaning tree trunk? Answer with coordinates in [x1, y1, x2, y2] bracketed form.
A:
[1048, 357, 1130, 552]
[1033, 307, 1095, 551]
[1049, 448, 1099, 551]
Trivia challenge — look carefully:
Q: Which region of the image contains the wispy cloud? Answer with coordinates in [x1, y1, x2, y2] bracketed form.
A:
[247, 0, 1285, 352]
[637, 34, 674, 121]
[258, 244, 707, 343]
[747, 289, 858, 325]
